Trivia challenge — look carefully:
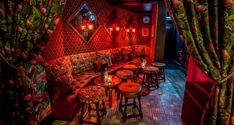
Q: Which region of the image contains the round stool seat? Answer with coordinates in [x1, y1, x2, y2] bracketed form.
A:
[119, 82, 142, 98]
[79, 86, 105, 103]
[152, 62, 166, 67]
[143, 66, 159, 73]
[116, 70, 133, 80]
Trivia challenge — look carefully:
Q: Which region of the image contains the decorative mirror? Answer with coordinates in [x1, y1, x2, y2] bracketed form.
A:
[67, 2, 100, 42]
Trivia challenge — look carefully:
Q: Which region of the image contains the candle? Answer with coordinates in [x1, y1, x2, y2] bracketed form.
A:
[108, 75, 112, 83]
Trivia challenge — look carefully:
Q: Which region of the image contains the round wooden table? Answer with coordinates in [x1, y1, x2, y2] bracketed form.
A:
[123, 64, 139, 81]
[94, 75, 122, 108]
[116, 69, 134, 81]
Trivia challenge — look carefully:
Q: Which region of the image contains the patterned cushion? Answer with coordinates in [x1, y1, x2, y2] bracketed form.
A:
[96, 51, 112, 67]
[44, 56, 72, 78]
[70, 52, 96, 74]
[78, 86, 105, 103]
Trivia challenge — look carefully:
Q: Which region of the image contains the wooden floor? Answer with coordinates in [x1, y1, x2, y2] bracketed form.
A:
[52, 61, 186, 125]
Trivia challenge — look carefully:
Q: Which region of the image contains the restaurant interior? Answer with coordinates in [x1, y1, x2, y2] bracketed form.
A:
[0, 0, 233, 125]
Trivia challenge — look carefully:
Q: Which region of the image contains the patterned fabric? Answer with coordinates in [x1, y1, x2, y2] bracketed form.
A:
[116, 70, 133, 80]
[96, 51, 112, 67]
[18, 55, 52, 124]
[70, 53, 95, 74]
[0, 0, 67, 122]
[165, 0, 234, 124]
[78, 86, 105, 103]
[72, 70, 100, 88]
[44, 56, 71, 78]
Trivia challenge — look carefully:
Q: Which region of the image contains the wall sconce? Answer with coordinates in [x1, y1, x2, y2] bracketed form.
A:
[106, 10, 122, 36]
[125, 28, 136, 33]
[125, 16, 136, 34]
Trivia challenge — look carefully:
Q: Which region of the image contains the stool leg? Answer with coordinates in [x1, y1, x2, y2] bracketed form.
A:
[123, 97, 128, 122]
[119, 94, 123, 111]
[133, 98, 137, 108]
[102, 99, 106, 116]
[95, 102, 101, 125]
[138, 96, 143, 119]
[109, 89, 112, 108]
[88, 104, 91, 113]
[80, 102, 85, 125]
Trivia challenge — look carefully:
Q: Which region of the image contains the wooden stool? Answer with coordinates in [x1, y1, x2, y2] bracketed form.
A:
[142, 66, 159, 89]
[152, 62, 166, 81]
[78, 86, 106, 125]
[116, 69, 134, 82]
[118, 82, 143, 122]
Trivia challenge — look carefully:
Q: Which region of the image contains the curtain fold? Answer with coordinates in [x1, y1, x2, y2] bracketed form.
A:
[164, 0, 233, 124]
[0, 0, 67, 124]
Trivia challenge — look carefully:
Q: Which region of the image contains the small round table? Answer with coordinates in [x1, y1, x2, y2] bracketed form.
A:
[94, 75, 122, 108]
[142, 66, 159, 89]
[116, 69, 134, 81]
[152, 62, 166, 81]
[123, 64, 138, 81]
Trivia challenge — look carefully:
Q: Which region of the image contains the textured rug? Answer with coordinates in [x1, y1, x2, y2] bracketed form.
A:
[52, 68, 185, 125]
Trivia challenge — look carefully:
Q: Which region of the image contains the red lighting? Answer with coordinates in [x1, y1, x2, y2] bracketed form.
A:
[109, 27, 113, 31]
[116, 27, 120, 31]
[88, 24, 93, 30]
[132, 28, 136, 32]
[81, 25, 86, 30]
[126, 29, 130, 32]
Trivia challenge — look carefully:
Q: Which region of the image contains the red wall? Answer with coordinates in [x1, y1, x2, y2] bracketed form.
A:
[43, 0, 153, 61]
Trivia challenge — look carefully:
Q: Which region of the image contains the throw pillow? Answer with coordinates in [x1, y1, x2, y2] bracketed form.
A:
[96, 52, 112, 67]
[93, 59, 106, 72]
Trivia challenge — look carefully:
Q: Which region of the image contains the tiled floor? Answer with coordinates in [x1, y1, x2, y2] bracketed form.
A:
[52, 61, 186, 125]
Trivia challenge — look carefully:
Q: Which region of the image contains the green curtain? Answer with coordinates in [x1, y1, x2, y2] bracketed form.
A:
[164, 0, 234, 124]
[0, 0, 67, 124]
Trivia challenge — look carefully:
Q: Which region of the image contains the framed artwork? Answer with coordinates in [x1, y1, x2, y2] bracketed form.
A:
[67, 2, 100, 43]
[142, 28, 149, 37]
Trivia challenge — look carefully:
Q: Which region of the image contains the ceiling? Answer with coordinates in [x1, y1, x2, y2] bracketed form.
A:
[106, 0, 162, 13]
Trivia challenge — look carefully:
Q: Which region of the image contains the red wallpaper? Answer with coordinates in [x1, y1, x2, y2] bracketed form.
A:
[43, 21, 65, 61]
[43, 0, 153, 61]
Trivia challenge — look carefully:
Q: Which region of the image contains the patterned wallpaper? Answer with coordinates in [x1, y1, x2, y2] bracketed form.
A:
[43, 21, 65, 61]
[43, 0, 152, 61]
